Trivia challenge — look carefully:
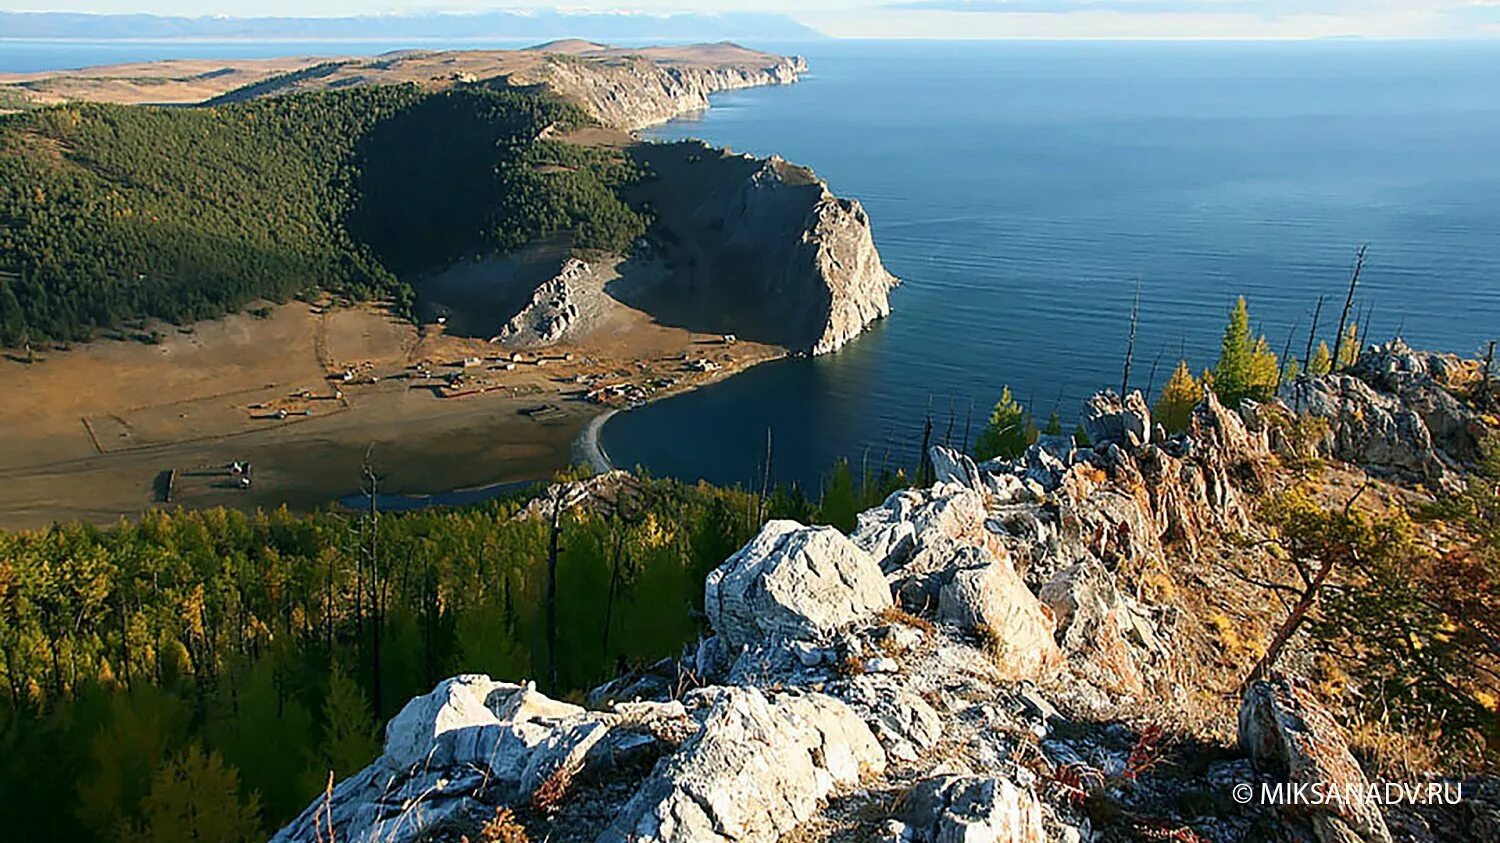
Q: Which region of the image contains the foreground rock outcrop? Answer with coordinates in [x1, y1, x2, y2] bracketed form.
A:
[275, 344, 1496, 843]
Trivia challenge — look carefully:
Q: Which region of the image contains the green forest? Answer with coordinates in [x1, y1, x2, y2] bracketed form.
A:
[0, 467, 900, 842]
[0, 84, 646, 345]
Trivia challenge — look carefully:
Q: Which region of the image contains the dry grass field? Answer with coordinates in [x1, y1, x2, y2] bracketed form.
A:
[0, 268, 780, 529]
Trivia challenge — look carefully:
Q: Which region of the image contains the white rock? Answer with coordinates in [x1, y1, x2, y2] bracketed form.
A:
[600, 687, 885, 843]
[902, 774, 1046, 843]
[705, 520, 892, 648]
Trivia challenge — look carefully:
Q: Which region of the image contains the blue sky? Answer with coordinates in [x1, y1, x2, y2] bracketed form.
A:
[3, 1, 1498, 39]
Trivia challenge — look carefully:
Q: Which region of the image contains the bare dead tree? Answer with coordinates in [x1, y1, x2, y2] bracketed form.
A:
[1482, 341, 1497, 411]
[545, 486, 563, 694]
[1121, 276, 1142, 397]
[1304, 294, 1325, 373]
[1359, 302, 1375, 360]
[360, 446, 384, 720]
[755, 427, 773, 524]
[943, 393, 956, 449]
[1331, 244, 1368, 372]
[917, 397, 934, 485]
[962, 398, 974, 455]
[1144, 346, 1165, 402]
[1275, 314, 1301, 393]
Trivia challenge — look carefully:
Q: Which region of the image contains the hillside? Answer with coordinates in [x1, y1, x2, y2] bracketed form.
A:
[0, 43, 807, 130]
[0, 85, 644, 343]
[269, 342, 1499, 843]
[0, 341, 1493, 841]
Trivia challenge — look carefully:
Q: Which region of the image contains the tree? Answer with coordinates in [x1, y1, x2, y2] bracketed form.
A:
[973, 386, 1029, 461]
[1336, 322, 1361, 370]
[1240, 485, 1402, 687]
[1154, 360, 1201, 434]
[818, 459, 859, 533]
[128, 744, 262, 843]
[313, 663, 379, 782]
[1211, 297, 1279, 406]
[1042, 411, 1064, 437]
[1308, 341, 1333, 376]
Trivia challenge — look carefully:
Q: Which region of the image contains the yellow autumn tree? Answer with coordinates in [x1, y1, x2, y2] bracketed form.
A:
[1337, 322, 1361, 369]
[1309, 341, 1333, 375]
[1154, 360, 1201, 433]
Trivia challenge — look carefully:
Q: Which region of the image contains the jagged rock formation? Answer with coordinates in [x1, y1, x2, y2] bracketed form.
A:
[495, 258, 588, 347]
[1279, 339, 1489, 486]
[275, 348, 1494, 843]
[1240, 676, 1393, 843]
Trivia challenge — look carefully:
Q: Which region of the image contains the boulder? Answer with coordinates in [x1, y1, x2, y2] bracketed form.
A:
[1040, 561, 1156, 697]
[705, 520, 892, 647]
[935, 552, 1061, 680]
[600, 687, 885, 843]
[272, 676, 623, 843]
[1239, 676, 1392, 843]
[1081, 389, 1152, 450]
[853, 485, 1002, 572]
[902, 774, 1046, 843]
[931, 445, 985, 491]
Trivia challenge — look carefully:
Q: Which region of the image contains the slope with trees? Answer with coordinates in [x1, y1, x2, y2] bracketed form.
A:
[0, 85, 645, 344]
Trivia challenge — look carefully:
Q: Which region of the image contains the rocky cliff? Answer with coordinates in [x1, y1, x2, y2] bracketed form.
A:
[521, 46, 806, 131]
[630, 146, 898, 356]
[272, 344, 1496, 843]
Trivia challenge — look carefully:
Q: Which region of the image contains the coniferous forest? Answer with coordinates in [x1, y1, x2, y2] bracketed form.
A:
[0, 464, 907, 842]
[0, 85, 646, 345]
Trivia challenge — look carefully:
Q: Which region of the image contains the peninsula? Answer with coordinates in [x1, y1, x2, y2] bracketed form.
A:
[0, 42, 897, 528]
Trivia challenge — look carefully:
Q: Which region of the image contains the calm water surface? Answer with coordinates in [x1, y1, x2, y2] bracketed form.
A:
[605, 40, 1500, 491]
[4, 39, 1498, 494]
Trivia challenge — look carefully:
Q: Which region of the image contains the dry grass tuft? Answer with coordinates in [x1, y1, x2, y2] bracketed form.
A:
[470, 807, 530, 843]
[878, 605, 935, 634]
[529, 763, 575, 817]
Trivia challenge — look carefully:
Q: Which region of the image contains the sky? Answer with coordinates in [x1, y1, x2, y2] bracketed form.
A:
[2, 1, 1499, 39]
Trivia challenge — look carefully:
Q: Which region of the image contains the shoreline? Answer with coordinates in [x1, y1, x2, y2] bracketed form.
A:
[572, 408, 618, 473]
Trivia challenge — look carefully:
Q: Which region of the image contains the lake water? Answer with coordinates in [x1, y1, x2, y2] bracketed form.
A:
[5, 39, 1499, 497]
[605, 40, 1500, 492]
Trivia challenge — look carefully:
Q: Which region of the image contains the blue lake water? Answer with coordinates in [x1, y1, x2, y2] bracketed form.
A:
[604, 40, 1500, 492]
[4, 39, 1499, 496]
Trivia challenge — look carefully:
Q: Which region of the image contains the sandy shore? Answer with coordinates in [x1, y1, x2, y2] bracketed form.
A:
[0, 284, 780, 530]
[572, 409, 619, 474]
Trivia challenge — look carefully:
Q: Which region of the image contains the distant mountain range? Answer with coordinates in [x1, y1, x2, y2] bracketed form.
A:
[0, 10, 826, 42]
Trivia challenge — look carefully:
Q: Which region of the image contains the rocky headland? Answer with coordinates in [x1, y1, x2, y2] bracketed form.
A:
[0, 41, 806, 131]
[270, 340, 1500, 843]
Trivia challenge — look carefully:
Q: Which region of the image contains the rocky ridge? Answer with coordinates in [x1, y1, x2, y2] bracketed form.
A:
[273, 343, 1494, 843]
[524, 48, 806, 131]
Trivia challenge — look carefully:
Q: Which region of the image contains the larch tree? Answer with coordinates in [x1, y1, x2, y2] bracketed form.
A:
[1309, 341, 1334, 376]
[1336, 322, 1361, 370]
[1212, 297, 1280, 406]
[973, 386, 1030, 461]
[129, 744, 263, 843]
[1154, 360, 1201, 433]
